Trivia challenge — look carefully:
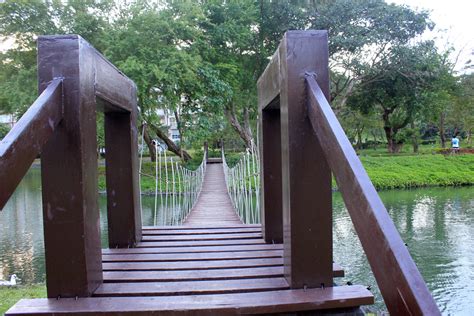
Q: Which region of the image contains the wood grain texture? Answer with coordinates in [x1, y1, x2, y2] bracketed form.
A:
[6, 286, 373, 315]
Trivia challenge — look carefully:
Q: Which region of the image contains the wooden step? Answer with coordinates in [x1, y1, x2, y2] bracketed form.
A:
[6, 286, 373, 315]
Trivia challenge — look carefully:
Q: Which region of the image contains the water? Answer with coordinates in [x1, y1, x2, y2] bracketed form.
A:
[1, 168, 473, 314]
[333, 188, 474, 315]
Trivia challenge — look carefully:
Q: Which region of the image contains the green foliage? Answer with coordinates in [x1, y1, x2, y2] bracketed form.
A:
[0, 123, 10, 138]
[0, 0, 468, 154]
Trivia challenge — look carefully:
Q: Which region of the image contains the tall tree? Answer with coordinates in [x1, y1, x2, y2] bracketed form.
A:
[349, 41, 453, 152]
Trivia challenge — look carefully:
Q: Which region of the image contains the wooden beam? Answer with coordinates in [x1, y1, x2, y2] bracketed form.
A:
[257, 49, 281, 110]
[279, 30, 333, 288]
[38, 35, 103, 298]
[0, 79, 62, 210]
[306, 75, 440, 315]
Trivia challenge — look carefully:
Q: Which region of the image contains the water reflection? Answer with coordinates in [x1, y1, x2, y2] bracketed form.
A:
[333, 187, 474, 314]
[1, 169, 473, 314]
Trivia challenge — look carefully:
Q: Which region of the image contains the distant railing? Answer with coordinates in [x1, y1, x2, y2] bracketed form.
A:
[0, 35, 141, 299]
[142, 142, 206, 226]
[257, 31, 440, 315]
[222, 144, 260, 224]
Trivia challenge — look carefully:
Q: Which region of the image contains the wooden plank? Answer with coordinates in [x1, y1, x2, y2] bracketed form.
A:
[102, 258, 283, 271]
[94, 277, 290, 296]
[103, 243, 283, 254]
[143, 224, 261, 230]
[306, 75, 440, 314]
[136, 239, 265, 248]
[142, 227, 261, 235]
[103, 265, 344, 281]
[279, 30, 333, 288]
[6, 286, 373, 315]
[38, 34, 103, 298]
[0, 79, 62, 210]
[102, 250, 282, 262]
[141, 232, 262, 242]
[103, 267, 284, 282]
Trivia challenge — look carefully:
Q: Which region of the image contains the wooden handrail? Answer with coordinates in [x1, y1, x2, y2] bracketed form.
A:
[0, 78, 63, 210]
[305, 74, 440, 315]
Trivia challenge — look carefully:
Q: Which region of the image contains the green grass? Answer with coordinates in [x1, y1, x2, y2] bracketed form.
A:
[356, 154, 474, 190]
[98, 150, 474, 193]
[0, 284, 46, 315]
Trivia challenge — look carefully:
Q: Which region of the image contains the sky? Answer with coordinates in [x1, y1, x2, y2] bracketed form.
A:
[390, 0, 474, 73]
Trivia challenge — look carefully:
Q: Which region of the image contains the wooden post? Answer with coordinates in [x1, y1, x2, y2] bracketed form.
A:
[280, 31, 333, 288]
[259, 107, 283, 243]
[104, 106, 141, 248]
[38, 35, 102, 298]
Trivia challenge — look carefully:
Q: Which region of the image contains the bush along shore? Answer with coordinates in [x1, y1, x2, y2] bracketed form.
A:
[97, 153, 474, 193]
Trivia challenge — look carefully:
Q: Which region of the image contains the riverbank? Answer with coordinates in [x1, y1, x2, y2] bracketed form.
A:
[0, 285, 46, 315]
[96, 153, 474, 192]
[359, 154, 474, 190]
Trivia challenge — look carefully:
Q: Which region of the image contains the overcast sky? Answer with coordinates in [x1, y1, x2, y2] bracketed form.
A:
[390, 0, 474, 73]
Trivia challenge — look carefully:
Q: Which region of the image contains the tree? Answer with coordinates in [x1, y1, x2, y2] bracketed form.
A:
[0, 0, 113, 116]
[448, 74, 474, 146]
[349, 41, 452, 153]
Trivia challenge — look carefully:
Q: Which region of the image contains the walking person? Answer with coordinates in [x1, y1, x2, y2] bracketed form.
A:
[451, 135, 460, 154]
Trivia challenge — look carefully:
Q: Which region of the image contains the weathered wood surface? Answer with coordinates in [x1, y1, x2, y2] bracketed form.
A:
[7, 286, 373, 315]
[184, 163, 241, 225]
[7, 227, 361, 315]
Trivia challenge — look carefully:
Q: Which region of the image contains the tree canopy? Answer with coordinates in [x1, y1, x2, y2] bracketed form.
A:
[0, 0, 471, 155]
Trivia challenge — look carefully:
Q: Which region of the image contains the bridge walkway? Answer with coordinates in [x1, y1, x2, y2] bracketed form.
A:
[7, 162, 372, 315]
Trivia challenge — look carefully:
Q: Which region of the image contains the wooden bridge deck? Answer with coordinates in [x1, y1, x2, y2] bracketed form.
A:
[184, 163, 241, 225]
[6, 162, 373, 315]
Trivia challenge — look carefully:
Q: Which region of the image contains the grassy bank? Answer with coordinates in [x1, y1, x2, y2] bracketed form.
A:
[0, 285, 46, 315]
[358, 154, 474, 190]
[97, 152, 474, 193]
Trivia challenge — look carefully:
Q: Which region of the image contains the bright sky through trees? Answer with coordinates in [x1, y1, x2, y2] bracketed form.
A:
[391, 0, 474, 73]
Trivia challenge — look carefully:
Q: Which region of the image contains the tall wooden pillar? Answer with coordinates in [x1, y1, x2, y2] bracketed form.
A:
[259, 106, 283, 243]
[104, 104, 141, 248]
[38, 35, 102, 298]
[280, 31, 333, 288]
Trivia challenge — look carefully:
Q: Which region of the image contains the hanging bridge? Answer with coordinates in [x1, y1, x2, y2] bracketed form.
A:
[0, 32, 440, 315]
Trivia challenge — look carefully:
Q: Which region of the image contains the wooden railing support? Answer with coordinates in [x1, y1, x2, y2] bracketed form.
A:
[104, 110, 141, 248]
[258, 31, 333, 288]
[38, 35, 103, 298]
[259, 107, 283, 243]
[37, 35, 140, 297]
[305, 75, 440, 315]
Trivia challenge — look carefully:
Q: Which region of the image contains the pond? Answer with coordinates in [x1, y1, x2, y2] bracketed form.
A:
[1, 167, 473, 315]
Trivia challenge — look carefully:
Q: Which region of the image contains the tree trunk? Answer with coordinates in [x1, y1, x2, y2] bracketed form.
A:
[439, 112, 446, 148]
[148, 123, 192, 161]
[384, 126, 403, 153]
[141, 123, 156, 162]
[411, 121, 418, 153]
[225, 106, 253, 148]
